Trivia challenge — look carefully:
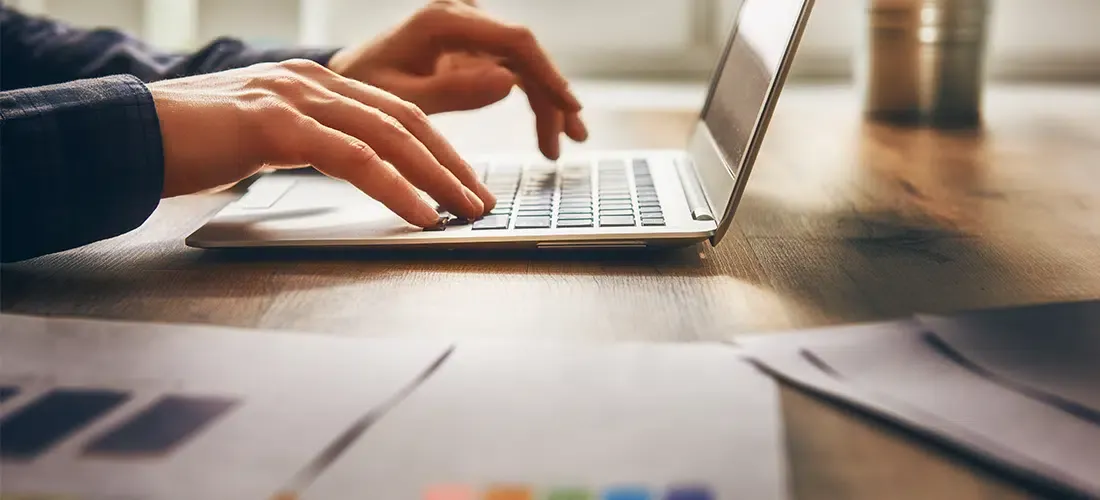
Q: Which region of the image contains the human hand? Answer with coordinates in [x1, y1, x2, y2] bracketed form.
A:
[326, 0, 588, 160]
[147, 59, 495, 228]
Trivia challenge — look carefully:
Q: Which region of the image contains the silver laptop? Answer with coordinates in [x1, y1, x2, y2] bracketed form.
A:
[187, 0, 815, 251]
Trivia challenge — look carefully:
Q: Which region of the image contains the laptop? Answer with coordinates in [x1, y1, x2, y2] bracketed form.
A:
[187, 0, 816, 251]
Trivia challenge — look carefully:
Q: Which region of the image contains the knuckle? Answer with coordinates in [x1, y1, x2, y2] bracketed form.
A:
[342, 140, 378, 166]
[278, 58, 325, 73]
[510, 25, 536, 46]
[395, 100, 429, 124]
[418, 0, 460, 23]
[372, 109, 412, 137]
[255, 72, 304, 94]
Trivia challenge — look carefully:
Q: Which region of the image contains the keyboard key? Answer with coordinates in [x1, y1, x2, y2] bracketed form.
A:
[639, 206, 663, 215]
[514, 216, 551, 229]
[557, 219, 593, 228]
[599, 209, 635, 217]
[638, 200, 660, 208]
[558, 207, 593, 215]
[599, 202, 633, 210]
[642, 217, 666, 226]
[517, 209, 552, 217]
[473, 216, 510, 230]
[600, 216, 636, 227]
[558, 212, 593, 220]
[489, 208, 512, 216]
[559, 202, 592, 209]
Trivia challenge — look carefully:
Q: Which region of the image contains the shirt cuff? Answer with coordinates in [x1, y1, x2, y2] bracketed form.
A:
[0, 74, 164, 261]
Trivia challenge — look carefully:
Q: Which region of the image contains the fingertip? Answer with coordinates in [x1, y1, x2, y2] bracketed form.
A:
[474, 184, 497, 213]
[565, 113, 588, 142]
[560, 88, 583, 112]
[541, 142, 560, 161]
[481, 67, 518, 102]
[462, 186, 486, 217]
[411, 200, 445, 228]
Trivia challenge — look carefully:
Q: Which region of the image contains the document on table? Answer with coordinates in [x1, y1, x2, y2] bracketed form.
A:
[736, 302, 1100, 499]
[1, 314, 789, 500]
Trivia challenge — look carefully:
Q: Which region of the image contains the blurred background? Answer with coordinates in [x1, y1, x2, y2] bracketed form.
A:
[8, 0, 1100, 83]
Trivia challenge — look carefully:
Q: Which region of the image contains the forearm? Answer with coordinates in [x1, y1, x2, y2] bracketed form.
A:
[0, 75, 164, 262]
[1, 6, 338, 89]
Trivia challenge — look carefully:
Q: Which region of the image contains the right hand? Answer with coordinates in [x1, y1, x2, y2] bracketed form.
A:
[147, 59, 495, 228]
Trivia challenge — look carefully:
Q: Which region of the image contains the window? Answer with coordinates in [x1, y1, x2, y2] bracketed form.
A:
[10, 0, 1100, 81]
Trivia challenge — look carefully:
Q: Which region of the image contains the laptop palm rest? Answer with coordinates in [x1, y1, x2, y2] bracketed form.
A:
[190, 177, 421, 246]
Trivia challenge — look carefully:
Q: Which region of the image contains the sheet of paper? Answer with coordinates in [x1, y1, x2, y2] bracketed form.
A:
[304, 340, 788, 500]
[916, 300, 1100, 416]
[737, 320, 1100, 499]
[0, 313, 453, 500]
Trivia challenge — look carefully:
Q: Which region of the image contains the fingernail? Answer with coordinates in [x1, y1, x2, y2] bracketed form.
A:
[423, 216, 449, 231]
[463, 186, 485, 215]
[416, 203, 443, 228]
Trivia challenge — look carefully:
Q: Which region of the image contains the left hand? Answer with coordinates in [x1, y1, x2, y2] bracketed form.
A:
[326, 0, 588, 160]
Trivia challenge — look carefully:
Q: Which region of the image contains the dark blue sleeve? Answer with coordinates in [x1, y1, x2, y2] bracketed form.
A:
[1, 75, 164, 263]
[1, 5, 339, 90]
[0, 5, 340, 262]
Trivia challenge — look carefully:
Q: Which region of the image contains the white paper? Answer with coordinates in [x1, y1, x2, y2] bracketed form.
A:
[737, 319, 1100, 499]
[305, 340, 788, 500]
[0, 313, 453, 500]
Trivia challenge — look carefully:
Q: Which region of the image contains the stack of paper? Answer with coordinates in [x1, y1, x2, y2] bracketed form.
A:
[736, 300, 1100, 499]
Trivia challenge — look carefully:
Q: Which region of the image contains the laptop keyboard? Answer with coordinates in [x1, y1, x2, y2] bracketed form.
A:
[470, 159, 665, 230]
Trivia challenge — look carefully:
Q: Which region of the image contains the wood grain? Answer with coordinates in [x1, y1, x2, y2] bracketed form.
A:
[3, 81, 1098, 499]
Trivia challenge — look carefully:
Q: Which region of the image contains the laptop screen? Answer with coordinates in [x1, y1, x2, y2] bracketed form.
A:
[702, 0, 810, 184]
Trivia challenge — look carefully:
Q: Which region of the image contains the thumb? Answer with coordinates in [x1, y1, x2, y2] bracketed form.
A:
[409, 65, 517, 114]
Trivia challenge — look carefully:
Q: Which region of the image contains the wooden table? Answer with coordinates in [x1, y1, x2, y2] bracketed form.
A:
[3, 81, 1099, 499]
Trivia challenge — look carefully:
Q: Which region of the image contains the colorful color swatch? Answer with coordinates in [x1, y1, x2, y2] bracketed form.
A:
[424, 484, 475, 500]
[602, 486, 653, 500]
[484, 485, 533, 500]
[664, 485, 714, 500]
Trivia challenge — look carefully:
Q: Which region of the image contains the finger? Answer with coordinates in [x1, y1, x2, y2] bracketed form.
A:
[564, 111, 588, 142]
[294, 119, 441, 228]
[318, 74, 497, 213]
[522, 82, 564, 160]
[301, 88, 486, 219]
[418, 4, 581, 112]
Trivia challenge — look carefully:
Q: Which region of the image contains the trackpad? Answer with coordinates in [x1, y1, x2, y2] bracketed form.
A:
[197, 177, 421, 243]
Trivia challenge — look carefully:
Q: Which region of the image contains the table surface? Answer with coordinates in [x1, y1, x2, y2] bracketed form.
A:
[4, 81, 1099, 500]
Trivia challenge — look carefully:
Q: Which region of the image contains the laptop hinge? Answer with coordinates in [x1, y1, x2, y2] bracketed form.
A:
[675, 157, 715, 222]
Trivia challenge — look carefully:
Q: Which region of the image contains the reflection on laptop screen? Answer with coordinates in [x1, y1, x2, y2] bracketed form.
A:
[704, 0, 807, 176]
